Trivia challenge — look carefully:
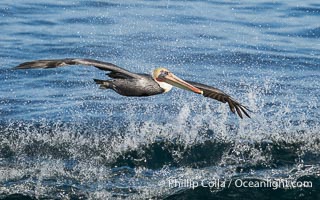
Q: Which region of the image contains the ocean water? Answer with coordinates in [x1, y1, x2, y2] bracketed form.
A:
[0, 0, 320, 199]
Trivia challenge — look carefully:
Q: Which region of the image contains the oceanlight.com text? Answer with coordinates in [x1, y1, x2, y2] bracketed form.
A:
[166, 178, 312, 190]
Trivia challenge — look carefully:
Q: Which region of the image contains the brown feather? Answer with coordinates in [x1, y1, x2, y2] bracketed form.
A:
[186, 80, 251, 118]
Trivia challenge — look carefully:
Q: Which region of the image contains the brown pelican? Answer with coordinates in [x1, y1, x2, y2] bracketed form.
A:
[14, 58, 251, 118]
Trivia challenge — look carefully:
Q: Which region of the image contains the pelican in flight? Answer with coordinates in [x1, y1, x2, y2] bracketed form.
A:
[14, 58, 251, 118]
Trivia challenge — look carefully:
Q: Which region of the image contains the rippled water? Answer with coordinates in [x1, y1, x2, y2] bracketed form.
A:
[1, 0, 320, 199]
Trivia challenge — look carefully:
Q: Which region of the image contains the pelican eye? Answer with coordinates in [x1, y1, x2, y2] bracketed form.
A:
[160, 70, 169, 76]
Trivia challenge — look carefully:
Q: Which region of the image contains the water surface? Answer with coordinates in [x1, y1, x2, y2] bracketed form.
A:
[0, 0, 319, 199]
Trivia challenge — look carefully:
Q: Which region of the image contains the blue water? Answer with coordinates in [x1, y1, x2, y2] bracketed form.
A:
[1, 0, 320, 199]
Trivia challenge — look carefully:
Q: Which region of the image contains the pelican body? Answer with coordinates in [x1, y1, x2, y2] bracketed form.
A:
[14, 58, 251, 118]
[95, 74, 164, 97]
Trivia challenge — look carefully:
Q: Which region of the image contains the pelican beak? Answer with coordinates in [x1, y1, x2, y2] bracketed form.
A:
[162, 73, 203, 94]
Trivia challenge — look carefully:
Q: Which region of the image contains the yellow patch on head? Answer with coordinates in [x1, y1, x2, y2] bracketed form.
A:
[152, 67, 173, 92]
[152, 67, 169, 80]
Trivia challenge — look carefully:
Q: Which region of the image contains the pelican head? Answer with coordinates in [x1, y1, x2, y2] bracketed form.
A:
[153, 68, 203, 94]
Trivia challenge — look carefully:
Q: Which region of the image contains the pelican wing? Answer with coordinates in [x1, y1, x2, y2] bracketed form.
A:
[186, 80, 251, 118]
[14, 58, 141, 79]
